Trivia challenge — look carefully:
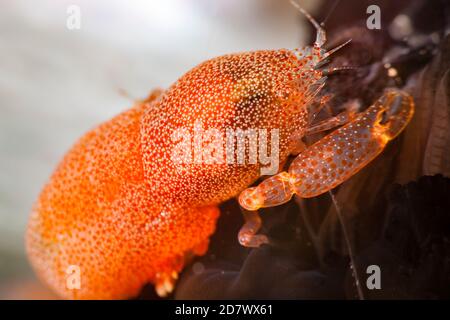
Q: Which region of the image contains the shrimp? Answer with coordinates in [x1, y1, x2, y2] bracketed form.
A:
[238, 89, 414, 245]
[26, 1, 414, 299]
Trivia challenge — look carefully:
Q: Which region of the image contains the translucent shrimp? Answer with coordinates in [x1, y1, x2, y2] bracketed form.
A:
[239, 89, 414, 229]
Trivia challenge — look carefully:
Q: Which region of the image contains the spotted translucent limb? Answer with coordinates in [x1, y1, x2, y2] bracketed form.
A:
[240, 99, 359, 248]
[238, 210, 269, 247]
[305, 100, 360, 136]
[238, 89, 414, 245]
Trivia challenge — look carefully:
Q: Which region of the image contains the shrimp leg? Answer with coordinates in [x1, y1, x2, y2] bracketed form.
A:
[239, 89, 414, 211]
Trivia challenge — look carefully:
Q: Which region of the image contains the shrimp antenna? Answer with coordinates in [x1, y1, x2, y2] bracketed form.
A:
[329, 190, 365, 300]
[322, 39, 352, 60]
[321, 65, 358, 76]
[290, 0, 350, 62]
[290, 0, 326, 47]
[313, 39, 352, 69]
[321, 0, 341, 26]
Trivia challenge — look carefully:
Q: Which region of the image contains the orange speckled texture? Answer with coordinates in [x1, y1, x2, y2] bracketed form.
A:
[26, 49, 324, 299]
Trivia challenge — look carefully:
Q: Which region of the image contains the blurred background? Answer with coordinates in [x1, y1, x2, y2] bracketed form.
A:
[0, 0, 316, 298]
